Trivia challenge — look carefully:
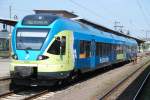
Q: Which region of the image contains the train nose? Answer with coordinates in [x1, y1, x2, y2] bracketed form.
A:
[14, 66, 37, 78]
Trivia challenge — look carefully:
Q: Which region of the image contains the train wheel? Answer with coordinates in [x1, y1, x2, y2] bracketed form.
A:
[67, 70, 81, 84]
[9, 79, 22, 91]
[9, 81, 18, 91]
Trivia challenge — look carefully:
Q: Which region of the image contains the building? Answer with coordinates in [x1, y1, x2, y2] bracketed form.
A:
[142, 38, 150, 52]
[0, 31, 11, 57]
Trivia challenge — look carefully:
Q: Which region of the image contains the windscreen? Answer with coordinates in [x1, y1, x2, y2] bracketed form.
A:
[16, 28, 49, 50]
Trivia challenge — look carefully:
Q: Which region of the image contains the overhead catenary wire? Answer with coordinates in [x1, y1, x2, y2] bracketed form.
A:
[129, 20, 145, 39]
[69, 0, 114, 24]
[137, 0, 150, 20]
[69, 0, 146, 38]
[136, 0, 150, 27]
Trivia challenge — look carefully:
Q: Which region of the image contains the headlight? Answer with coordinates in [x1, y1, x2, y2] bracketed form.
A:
[12, 54, 18, 60]
[37, 55, 49, 60]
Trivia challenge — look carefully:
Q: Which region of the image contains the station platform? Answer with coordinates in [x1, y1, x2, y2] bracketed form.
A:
[0, 57, 10, 78]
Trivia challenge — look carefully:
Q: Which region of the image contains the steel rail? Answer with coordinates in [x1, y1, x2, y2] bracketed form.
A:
[23, 90, 49, 100]
[0, 88, 28, 99]
[99, 60, 150, 100]
[0, 91, 14, 98]
[133, 71, 150, 100]
[0, 77, 11, 81]
[0, 89, 49, 100]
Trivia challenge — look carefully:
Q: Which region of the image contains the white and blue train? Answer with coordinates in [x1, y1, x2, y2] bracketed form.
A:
[10, 14, 138, 86]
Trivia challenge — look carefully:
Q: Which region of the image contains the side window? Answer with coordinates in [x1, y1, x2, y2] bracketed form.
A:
[47, 36, 66, 55]
[0, 38, 9, 51]
[79, 40, 91, 58]
[96, 42, 102, 56]
[116, 44, 123, 54]
[61, 36, 66, 55]
[85, 41, 91, 57]
[47, 37, 61, 55]
[96, 42, 99, 56]
[107, 43, 111, 55]
[116, 44, 119, 54]
[80, 41, 84, 54]
[102, 43, 107, 56]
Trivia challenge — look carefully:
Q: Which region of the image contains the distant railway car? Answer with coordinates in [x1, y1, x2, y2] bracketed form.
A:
[0, 31, 10, 57]
[10, 14, 138, 86]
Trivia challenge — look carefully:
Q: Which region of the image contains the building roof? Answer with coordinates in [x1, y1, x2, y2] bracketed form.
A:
[34, 10, 78, 18]
[0, 18, 17, 26]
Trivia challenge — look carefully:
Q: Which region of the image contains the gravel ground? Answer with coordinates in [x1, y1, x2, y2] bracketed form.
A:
[46, 57, 150, 100]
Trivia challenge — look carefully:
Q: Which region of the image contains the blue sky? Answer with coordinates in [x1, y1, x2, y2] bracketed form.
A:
[0, 0, 150, 39]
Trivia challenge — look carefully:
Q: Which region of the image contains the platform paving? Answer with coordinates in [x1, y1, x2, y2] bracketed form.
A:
[0, 57, 10, 78]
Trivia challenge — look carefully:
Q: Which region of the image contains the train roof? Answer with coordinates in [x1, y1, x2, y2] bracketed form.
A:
[77, 19, 145, 43]
[77, 18, 144, 44]
[16, 15, 138, 46]
[10, 15, 137, 46]
[55, 18, 137, 45]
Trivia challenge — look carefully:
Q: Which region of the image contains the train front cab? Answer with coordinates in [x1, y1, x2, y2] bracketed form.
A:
[10, 30, 74, 86]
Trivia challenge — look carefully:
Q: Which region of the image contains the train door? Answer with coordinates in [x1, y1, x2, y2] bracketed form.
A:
[58, 31, 74, 70]
[46, 31, 74, 71]
[90, 39, 96, 69]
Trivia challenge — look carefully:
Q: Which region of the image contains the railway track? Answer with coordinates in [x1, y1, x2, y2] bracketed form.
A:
[0, 88, 54, 100]
[0, 77, 11, 82]
[99, 60, 150, 100]
[133, 70, 150, 100]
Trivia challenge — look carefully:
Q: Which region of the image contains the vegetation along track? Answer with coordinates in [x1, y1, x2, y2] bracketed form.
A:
[99, 59, 150, 100]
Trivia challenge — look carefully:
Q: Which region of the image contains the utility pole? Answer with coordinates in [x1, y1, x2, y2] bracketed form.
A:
[141, 30, 150, 41]
[114, 21, 124, 32]
[9, 5, 12, 32]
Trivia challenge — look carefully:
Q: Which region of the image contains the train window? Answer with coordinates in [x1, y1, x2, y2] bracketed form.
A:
[116, 45, 119, 53]
[47, 36, 66, 55]
[0, 38, 9, 51]
[79, 40, 91, 58]
[102, 43, 107, 56]
[16, 28, 49, 50]
[61, 36, 66, 55]
[96, 42, 113, 56]
[101, 43, 104, 56]
[85, 41, 91, 57]
[80, 41, 84, 54]
[116, 44, 123, 54]
[96, 42, 99, 56]
[47, 37, 61, 55]
[96, 42, 102, 56]
[107, 43, 112, 55]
